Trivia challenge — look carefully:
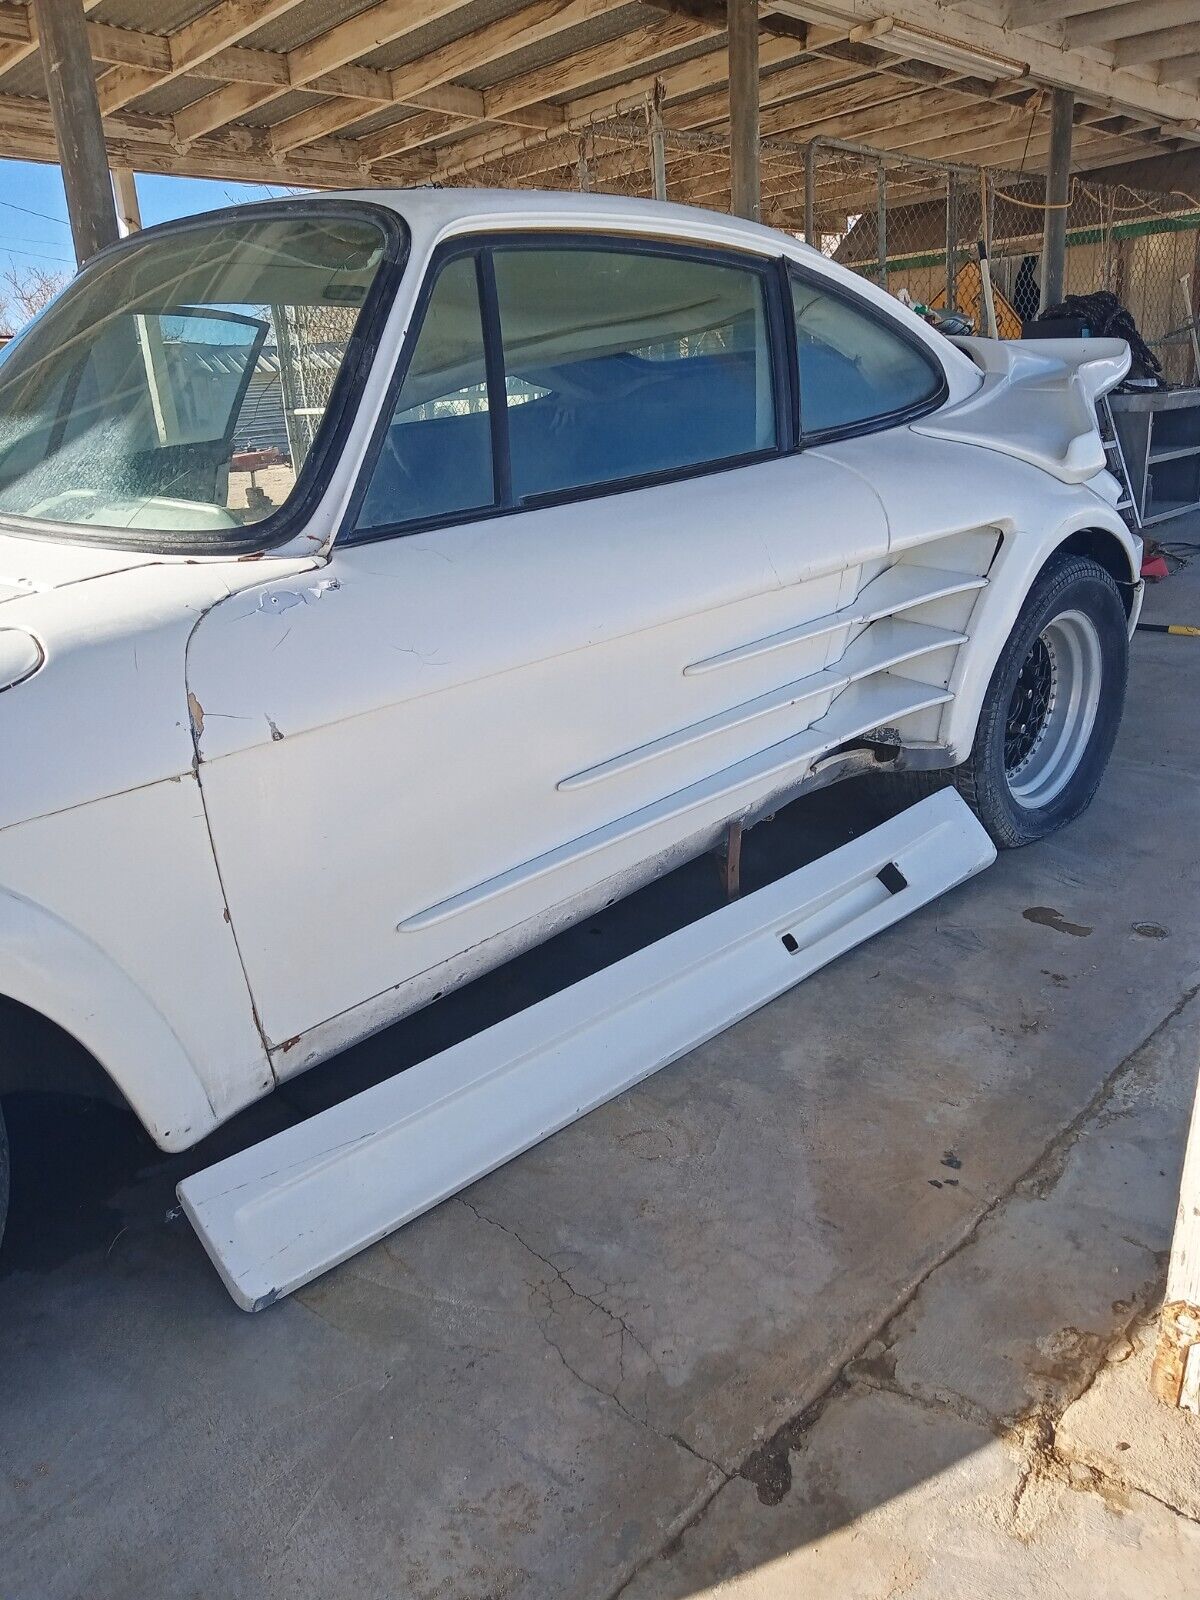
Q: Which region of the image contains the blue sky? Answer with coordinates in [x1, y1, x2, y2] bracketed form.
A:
[0, 155, 300, 294]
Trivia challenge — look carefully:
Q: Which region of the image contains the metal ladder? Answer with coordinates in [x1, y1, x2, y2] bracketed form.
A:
[1097, 394, 1142, 530]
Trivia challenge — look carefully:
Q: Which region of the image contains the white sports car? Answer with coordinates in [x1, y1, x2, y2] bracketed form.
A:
[0, 190, 1140, 1253]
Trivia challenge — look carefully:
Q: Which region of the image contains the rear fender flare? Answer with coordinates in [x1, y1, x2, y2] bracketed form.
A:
[941, 509, 1139, 762]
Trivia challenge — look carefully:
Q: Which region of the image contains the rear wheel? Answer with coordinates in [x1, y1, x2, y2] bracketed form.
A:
[888, 555, 1128, 849]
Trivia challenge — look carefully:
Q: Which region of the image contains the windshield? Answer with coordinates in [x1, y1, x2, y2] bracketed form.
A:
[0, 205, 397, 549]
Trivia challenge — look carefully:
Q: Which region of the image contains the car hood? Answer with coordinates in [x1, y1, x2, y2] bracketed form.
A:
[0, 529, 171, 601]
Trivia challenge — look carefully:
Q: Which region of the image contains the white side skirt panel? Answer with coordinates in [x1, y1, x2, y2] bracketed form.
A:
[179, 792, 995, 1311]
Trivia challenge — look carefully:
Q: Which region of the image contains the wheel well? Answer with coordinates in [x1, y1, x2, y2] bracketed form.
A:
[0, 995, 130, 1110]
[1055, 527, 1139, 615]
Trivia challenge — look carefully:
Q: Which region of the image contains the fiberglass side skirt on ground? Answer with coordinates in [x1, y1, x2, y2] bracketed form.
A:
[179, 791, 995, 1311]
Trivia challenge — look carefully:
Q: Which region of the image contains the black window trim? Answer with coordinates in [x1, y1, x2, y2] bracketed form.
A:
[340, 228, 795, 547]
[787, 260, 949, 445]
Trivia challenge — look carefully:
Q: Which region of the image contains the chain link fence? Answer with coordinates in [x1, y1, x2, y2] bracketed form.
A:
[804, 139, 1200, 386]
[474, 114, 1200, 386]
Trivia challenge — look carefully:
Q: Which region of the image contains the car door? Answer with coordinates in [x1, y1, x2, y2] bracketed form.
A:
[186, 234, 890, 1060]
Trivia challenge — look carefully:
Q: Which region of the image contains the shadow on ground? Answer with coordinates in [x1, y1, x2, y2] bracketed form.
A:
[1, 775, 900, 1278]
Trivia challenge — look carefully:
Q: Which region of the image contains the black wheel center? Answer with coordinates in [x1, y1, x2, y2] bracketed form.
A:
[1004, 634, 1054, 775]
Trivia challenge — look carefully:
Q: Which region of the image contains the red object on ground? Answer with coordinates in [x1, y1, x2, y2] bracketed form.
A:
[1141, 552, 1170, 582]
[231, 447, 285, 473]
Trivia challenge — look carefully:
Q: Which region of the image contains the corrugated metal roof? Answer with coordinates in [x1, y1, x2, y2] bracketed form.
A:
[241, 0, 398, 56]
[461, 5, 650, 92]
[0, 57, 50, 97]
[93, 0, 211, 33]
[238, 89, 329, 127]
[130, 80, 219, 118]
[542, 33, 721, 108]
[357, 0, 526, 73]
[0, 0, 1186, 205]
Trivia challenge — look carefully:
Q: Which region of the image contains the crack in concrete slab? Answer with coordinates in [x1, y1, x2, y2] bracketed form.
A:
[456, 1196, 728, 1481]
[605, 976, 1200, 1598]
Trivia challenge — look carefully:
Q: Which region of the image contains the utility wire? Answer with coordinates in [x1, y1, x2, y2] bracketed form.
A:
[0, 196, 71, 228]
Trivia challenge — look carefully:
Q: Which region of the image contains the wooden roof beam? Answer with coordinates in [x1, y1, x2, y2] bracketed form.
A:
[268, 0, 625, 156]
[104, 0, 484, 143]
[1066, 0, 1194, 49]
[436, 47, 854, 177]
[1005, 0, 1139, 28]
[768, 0, 1200, 130]
[98, 0, 311, 112]
[363, 8, 721, 167]
[1115, 21, 1200, 70]
[0, 89, 428, 187]
[1161, 55, 1200, 89]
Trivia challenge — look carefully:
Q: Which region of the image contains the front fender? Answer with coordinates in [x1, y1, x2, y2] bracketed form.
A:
[941, 504, 1139, 763]
[0, 775, 274, 1151]
[0, 887, 218, 1150]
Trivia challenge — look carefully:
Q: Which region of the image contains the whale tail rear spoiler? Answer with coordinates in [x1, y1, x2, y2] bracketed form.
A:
[914, 335, 1131, 487]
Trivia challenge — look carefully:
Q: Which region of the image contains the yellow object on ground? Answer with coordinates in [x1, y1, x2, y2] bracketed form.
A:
[932, 261, 1024, 338]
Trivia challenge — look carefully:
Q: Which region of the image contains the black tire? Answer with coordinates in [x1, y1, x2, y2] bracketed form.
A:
[889, 554, 1128, 849]
[0, 1102, 8, 1253]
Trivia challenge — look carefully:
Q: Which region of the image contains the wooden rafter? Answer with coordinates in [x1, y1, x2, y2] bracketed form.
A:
[273, 0, 622, 155]
[0, 0, 1192, 205]
[765, 0, 1200, 133]
[167, 0, 490, 147]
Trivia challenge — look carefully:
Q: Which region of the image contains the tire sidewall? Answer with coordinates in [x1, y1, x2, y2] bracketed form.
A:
[972, 557, 1128, 847]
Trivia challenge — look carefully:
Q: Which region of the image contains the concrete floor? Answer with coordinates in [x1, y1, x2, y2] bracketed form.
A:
[3, 550, 1200, 1600]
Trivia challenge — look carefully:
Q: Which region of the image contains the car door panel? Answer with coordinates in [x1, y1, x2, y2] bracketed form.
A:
[186, 449, 888, 1050]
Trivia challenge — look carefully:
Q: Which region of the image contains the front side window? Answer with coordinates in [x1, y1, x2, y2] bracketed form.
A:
[791, 272, 943, 436]
[492, 245, 778, 501]
[356, 254, 496, 532]
[0, 206, 394, 546]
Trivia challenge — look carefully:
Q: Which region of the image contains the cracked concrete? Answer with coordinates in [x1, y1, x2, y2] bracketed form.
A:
[2, 562, 1200, 1598]
[621, 967, 1200, 1598]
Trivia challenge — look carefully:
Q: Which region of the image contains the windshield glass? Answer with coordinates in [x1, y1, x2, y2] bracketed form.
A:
[0, 206, 394, 547]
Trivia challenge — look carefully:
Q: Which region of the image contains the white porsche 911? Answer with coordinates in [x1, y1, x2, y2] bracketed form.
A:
[0, 189, 1140, 1274]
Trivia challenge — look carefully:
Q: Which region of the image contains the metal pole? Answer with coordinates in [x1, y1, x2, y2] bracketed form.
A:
[804, 142, 817, 248]
[727, 0, 760, 223]
[877, 157, 887, 291]
[946, 171, 957, 312]
[1041, 87, 1074, 311]
[31, 0, 119, 265]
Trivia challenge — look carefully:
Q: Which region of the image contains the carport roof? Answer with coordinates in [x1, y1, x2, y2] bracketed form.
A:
[1, 0, 1198, 225]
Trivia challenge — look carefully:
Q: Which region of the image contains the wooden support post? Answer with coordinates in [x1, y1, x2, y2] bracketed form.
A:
[31, 0, 119, 266]
[648, 83, 667, 203]
[1041, 87, 1074, 312]
[1152, 1059, 1200, 1413]
[803, 142, 817, 248]
[876, 158, 887, 292]
[111, 166, 141, 235]
[727, 0, 759, 223]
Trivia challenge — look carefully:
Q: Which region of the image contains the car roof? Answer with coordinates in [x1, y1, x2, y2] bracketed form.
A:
[325, 185, 818, 260]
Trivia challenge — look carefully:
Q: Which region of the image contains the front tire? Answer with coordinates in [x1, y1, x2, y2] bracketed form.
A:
[953, 554, 1128, 848]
